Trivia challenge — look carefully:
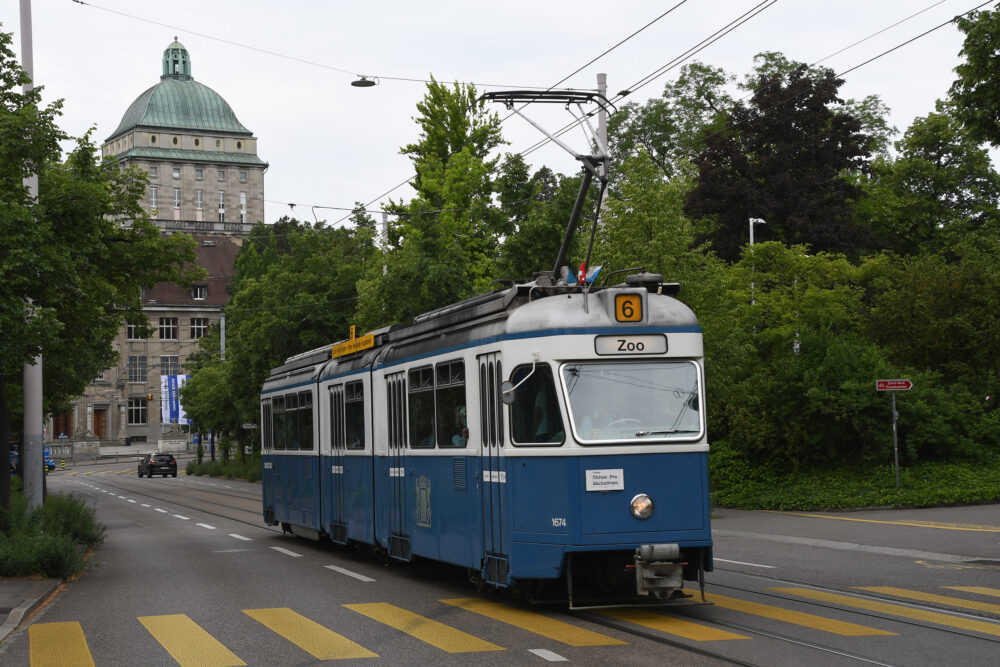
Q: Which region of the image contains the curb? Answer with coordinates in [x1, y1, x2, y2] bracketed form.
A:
[0, 579, 62, 644]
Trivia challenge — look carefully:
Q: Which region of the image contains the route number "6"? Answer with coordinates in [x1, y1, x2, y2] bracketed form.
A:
[615, 294, 642, 322]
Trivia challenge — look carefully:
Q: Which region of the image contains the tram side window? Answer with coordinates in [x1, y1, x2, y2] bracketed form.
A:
[510, 364, 564, 445]
[285, 393, 299, 450]
[261, 400, 272, 451]
[345, 381, 365, 450]
[437, 361, 467, 448]
[298, 391, 313, 451]
[272, 396, 285, 450]
[408, 367, 435, 448]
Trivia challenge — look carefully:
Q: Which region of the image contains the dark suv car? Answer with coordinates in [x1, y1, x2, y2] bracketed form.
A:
[138, 453, 177, 478]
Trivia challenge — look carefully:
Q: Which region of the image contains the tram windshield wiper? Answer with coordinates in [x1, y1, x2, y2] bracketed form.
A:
[634, 429, 692, 437]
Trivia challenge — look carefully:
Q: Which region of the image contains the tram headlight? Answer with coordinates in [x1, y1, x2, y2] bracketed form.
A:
[630, 493, 654, 520]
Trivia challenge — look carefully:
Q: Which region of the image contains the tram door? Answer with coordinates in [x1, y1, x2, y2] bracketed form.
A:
[385, 372, 410, 560]
[478, 353, 508, 585]
[328, 386, 348, 544]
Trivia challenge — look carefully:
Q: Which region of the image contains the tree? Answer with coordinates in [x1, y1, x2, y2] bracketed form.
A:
[857, 104, 1000, 255]
[0, 29, 199, 509]
[183, 218, 373, 440]
[950, 6, 1000, 146]
[608, 62, 734, 182]
[354, 79, 507, 330]
[684, 58, 878, 262]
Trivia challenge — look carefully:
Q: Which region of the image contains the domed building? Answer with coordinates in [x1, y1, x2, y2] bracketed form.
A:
[51, 40, 267, 455]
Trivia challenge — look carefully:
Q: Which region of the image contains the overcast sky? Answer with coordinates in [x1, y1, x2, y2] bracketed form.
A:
[1, 1, 990, 225]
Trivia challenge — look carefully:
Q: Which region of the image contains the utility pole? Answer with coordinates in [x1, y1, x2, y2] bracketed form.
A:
[20, 0, 43, 510]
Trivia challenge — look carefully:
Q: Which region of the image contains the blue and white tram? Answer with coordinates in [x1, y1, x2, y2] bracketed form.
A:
[260, 272, 713, 605]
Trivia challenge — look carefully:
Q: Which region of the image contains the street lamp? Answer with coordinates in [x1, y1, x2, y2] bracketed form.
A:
[749, 218, 765, 305]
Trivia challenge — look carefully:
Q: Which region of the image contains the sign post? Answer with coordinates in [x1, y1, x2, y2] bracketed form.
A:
[876, 379, 913, 487]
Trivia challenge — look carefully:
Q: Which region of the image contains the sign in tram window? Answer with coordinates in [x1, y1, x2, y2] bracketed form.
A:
[615, 294, 642, 322]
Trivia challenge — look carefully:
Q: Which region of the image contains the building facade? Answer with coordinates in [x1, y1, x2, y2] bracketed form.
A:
[52, 40, 266, 451]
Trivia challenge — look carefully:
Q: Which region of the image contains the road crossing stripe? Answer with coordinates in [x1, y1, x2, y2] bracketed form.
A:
[945, 586, 1000, 599]
[244, 608, 377, 659]
[773, 512, 1000, 533]
[138, 614, 246, 666]
[597, 608, 749, 641]
[682, 588, 895, 637]
[29, 621, 95, 667]
[771, 587, 1000, 637]
[441, 597, 626, 646]
[344, 602, 504, 653]
[856, 586, 1000, 614]
[325, 564, 376, 582]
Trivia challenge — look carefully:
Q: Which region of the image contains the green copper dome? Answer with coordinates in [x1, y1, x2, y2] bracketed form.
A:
[106, 40, 251, 141]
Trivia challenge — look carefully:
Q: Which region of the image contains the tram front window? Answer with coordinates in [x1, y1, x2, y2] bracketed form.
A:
[562, 361, 702, 443]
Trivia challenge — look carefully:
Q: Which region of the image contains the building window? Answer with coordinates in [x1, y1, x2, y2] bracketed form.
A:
[191, 318, 209, 339]
[217, 169, 225, 182]
[149, 166, 158, 178]
[172, 136, 179, 145]
[237, 141, 243, 150]
[127, 356, 147, 383]
[128, 398, 148, 425]
[240, 191, 247, 223]
[150, 134, 157, 143]
[172, 167, 180, 179]
[127, 323, 145, 340]
[215, 139, 221, 148]
[218, 190, 225, 223]
[191, 285, 207, 301]
[195, 189, 203, 210]
[150, 186, 158, 209]
[195, 168, 203, 181]
[194, 138, 200, 147]
[173, 188, 181, 209]
[159, 317, 178, 340]
[160, 355, 181, 375]
[239, 171, 247, 183]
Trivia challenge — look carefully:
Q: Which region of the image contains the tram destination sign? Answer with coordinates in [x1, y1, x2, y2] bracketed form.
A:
[876, 379, 913, 391]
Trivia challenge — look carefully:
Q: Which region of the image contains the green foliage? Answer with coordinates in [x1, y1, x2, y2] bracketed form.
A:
[711, 451, 1000, 510]
[950, 6, 1000, 146]
[186, 458, 260, 482]
[0, 479, 104, 578]
[685, 59, 876, 262]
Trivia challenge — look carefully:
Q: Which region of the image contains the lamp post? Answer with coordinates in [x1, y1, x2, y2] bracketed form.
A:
[749, 218, 765, 305]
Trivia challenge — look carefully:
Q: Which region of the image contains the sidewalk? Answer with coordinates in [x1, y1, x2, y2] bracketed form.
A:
[0, 578, 61, 643]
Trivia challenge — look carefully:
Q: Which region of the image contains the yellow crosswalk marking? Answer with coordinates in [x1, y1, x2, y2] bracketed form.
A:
[29, 621, 96, 667]
[772, 587, 1000, 637]
[945, 586, 1000, 599]
[244, 607, 378, 659]
[598, 608, 749, 641]
[138, 614, 246, 666]
[441, 597, 626, 646]
[344, 602, 504, 653]
[683, 588, 895, 636]
[857, 587, 1000, 614]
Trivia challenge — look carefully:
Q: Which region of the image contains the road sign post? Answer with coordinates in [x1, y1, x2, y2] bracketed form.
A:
[876, 379, 913, 487]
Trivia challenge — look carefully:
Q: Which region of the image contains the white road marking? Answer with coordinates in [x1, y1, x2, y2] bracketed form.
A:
[141, 504, 150, 507]
[196, 523, 216, 530]
[715, 557, 777, 569]
[529, 649, 568, 662]
[127, 499, 137, 503]
[324, 565, 375, 582]
[229, 534, 252, 541]
[173, 514, 190, 520]
[270, 546, 302, 558]
[155, 508, 168, 513]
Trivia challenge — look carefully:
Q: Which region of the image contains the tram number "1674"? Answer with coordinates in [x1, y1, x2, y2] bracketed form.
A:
[551, 517, 567, 528]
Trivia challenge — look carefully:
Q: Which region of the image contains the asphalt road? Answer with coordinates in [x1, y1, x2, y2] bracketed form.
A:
[1, 463, 998, 666]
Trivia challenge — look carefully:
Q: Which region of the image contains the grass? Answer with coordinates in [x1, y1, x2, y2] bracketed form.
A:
[711, 454, 1000, 510]
[0, 478, 106, 578]
[185, 458, 261, 482]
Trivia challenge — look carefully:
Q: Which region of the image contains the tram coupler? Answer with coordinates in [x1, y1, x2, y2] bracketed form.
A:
[634, 544, 685, 599]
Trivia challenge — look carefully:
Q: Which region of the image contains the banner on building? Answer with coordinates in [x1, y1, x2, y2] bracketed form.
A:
[161, 374, 193, 425]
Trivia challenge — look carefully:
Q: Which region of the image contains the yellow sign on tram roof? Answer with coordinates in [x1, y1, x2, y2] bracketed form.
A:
[331, 332, 375, 359]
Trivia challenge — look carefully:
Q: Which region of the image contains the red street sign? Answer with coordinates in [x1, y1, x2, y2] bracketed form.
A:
[876, 379, 913, 391]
